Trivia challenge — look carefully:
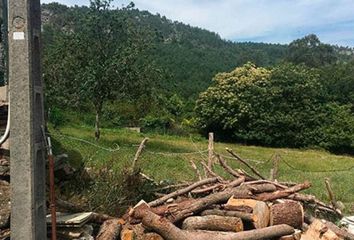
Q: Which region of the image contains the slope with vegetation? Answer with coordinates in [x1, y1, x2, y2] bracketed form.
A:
[51, 123, 354, 215]
[40, 0, 354, 154]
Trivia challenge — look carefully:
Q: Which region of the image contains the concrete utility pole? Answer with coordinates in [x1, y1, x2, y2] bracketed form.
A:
[8, 0, 47, 239]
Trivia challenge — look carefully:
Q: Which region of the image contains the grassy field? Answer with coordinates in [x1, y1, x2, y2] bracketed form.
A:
[51, 124, 354, 213]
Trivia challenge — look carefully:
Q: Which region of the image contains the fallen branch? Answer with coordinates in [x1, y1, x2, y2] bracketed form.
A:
[200, 161, 223, 180]
[154, 182, 192, 192]
[96, 219, 123, 240]
[247, 183, 277, 194]
[226, 176, 246, 188]
[242, 179, 287, 189]
[182, 215, 243, 232]
[190, 160, 203, 181]
[255, 181, 311, 202]
[226, 148, 265, 180]
[131, 204, 295, 240]
[287, 193, 342, 217]
[324, 178, 341, 212]
[148, 177, 220, 207]
[191, 184, 223, 194]
[217, 154, 242, 178]
[200, 209, 254, 222]
[168, 186, 252, 223]
[131, 138, 149, 171]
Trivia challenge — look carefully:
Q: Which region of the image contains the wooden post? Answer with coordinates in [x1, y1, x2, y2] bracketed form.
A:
[208, 132, 214, 169]
[270, 153, 280, 181]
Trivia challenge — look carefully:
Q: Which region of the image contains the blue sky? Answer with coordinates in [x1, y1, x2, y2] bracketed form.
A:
[41, 0, 354, 47]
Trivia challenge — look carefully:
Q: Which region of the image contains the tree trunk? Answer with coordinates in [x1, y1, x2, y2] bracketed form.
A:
[225, 198, 270, 229]
[200, 209, 254, 223]
[143, 233, 164, 240]
[131, 204, 295, 240]
[182, 215, 243, 232]
[96, 219, 122, 240]
[95, 108, 101, 141]
[270, 201, 304, 229]
[255, 181, 311, 202]
[168, 186, 252, 223]
[301, 219, 344, 240]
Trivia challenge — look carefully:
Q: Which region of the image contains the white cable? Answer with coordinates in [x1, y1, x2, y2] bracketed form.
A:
[0, 92, 10, 145]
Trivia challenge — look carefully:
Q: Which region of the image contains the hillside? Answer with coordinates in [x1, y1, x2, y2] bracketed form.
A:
[41, 3, 287, 98]
[41, 3, 354, 99]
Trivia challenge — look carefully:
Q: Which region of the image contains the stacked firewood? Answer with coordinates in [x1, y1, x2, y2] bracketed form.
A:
[96, 149, 354, 240]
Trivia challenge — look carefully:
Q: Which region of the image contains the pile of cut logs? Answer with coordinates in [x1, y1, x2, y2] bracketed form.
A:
[95, 149, 354, 240]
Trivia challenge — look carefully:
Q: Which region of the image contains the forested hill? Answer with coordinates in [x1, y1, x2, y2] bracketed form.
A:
[41, 3, 287, 98]
[41, 3, 354, 99]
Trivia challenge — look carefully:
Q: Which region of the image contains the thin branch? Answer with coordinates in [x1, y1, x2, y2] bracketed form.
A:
[148, 177, 220, 207]
[131, 138, 149, 171]
[226, 148, 265, 180]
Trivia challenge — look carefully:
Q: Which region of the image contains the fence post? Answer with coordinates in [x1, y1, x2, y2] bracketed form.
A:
[270, 153, 280, 181]
[208, 132, 214, 168]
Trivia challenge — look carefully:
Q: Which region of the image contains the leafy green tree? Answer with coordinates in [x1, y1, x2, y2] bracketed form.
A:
[320, 60, 354, 107]
[286, 34, 337, 67]
[195, 63, 272, 142]
[317, 103, 354, 154]
[43, 0, 159, 139]
[195, 62, 354, 152]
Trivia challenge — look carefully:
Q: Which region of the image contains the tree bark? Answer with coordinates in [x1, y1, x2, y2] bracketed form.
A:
[168, 186, 252, 223]
[201, 161, 223, 180]
[217, 155, 242, 178]
[143, 232, 164, 240]
[270, 153, 280, 181]
[148, 177, 219, 207]
[248, 183, 277, 194]
[95, 107, 101, 141]
[288, 193, 342, 217]
[301, 219, 343, 240]
[96, 219, 122, 240]
[255, 181, 311, 201]
[270, 201, 304, 229]
[132, 138, 149, 171]
[131, 204, 295, 240]
[190, 160, 202, 181]
[208, 132, 214, 169]
[200, 209, 254, 222]
[225, 198, 269, 229]
[182, 215, 243, 232]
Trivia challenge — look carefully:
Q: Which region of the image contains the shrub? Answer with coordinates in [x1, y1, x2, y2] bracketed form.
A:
[48, 106, 66, 128]
[140, 115, 173, 133]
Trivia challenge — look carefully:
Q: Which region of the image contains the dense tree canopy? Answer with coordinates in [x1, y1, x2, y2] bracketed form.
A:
[286, 34, 337, 68]
[196, 63, 354, 153]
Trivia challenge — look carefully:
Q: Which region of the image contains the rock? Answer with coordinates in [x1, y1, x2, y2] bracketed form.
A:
[0, 180, 10, 229]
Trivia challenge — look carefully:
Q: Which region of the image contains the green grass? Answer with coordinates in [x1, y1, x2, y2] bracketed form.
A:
[51, 124, 354, 213]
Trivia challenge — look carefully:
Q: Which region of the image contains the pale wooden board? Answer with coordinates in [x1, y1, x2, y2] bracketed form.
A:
[46, 212, 93, 228]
